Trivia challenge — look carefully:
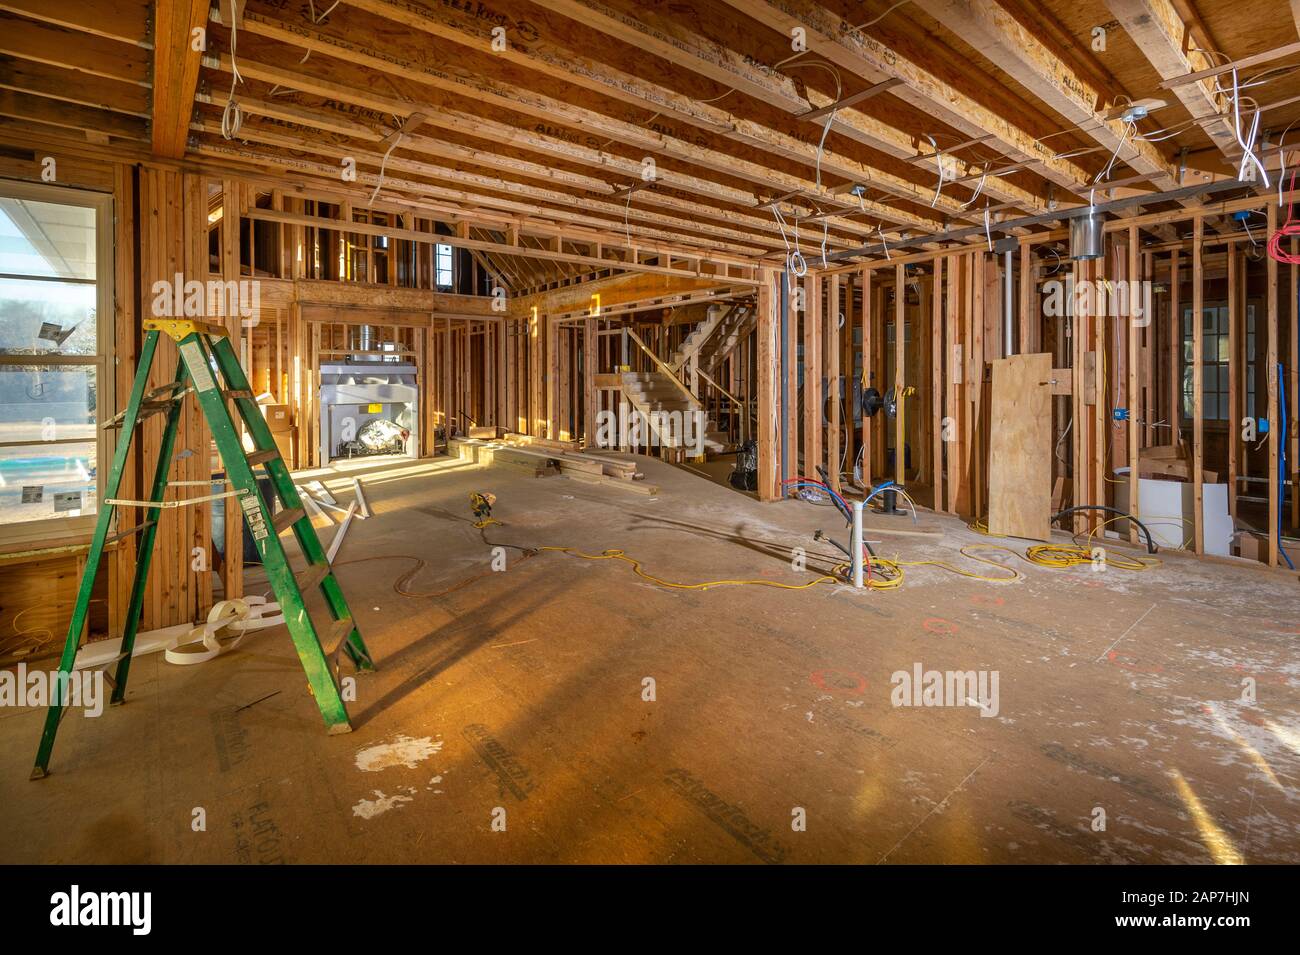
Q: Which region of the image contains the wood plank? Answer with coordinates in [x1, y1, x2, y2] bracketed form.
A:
[0, 12, 150, 84]
[987, 356, 1050, 540]
[827, 276, 840, 493]
[1193, 216, 1205, 554]
[0, 0, 151, 47]
[152, 0, 208, 157]
[1267, 203, 1280, 567]
[931, 257, 943, 511]
[860, 266, 872, 490]
[895, 262, 905, 485]
[1127, 225, 1140, 545]
[803, 272, 822, 479]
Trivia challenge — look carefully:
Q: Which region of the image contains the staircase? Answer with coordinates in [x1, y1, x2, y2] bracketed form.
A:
[620, 371, 729, 456]
[698, 304, 755, 374]
[668, 304, 729, 372]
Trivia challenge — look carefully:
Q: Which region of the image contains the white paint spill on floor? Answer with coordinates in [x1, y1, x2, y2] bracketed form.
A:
[354, 735, 443, 772]
[352, 789, 414, 819]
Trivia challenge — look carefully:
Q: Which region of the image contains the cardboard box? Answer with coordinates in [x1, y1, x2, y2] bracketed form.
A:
[273, 428, 295, 470]
[261, 403, 292, 433]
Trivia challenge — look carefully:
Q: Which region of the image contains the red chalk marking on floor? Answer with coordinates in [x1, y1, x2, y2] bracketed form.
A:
[923, 617, 958, 635]
[810, 669, 867, 696]
[970, 594, 1004, 607]
[1105, 650, 1162, 674]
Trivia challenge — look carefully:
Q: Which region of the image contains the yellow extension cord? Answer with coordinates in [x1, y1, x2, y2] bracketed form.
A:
[967, 517, 1162, 571]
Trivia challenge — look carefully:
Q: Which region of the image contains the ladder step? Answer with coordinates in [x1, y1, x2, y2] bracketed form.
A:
[104, 519, 157, 545]
[296, 563, 331, 591]
[223, 389, 254, 400]
[245, 448, 280, 466]
[272, 507, 305, 534]
[145, 382, 185, 400]
[321, 616, 355, 658]
[102, 399, 176, 431]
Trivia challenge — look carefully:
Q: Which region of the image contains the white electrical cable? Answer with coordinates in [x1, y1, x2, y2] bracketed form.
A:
[851, 0, 913, 31]
[1278, 119, 1299, 206]
[624, 188, 634, 247]
[1230, 67, 1271, 186]
[367, 132, 403, 207]
[927, 135, 946, 208]
[983, 204, 992, 252]
[814, 110, 837, 192]
[221, 0, 243, 140]
[959, 162, 989, 210]
[1092, 120, 1134, 185]
[773, 205, 807, 276]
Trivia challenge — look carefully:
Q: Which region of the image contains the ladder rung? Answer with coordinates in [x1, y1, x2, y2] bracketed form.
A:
[272, 507, 304, 534]
[246, 448, 280, 466]
[104, 519, 157, 544]
[296, 563, 331, 591]
[103, 399, 175, 431]
[321, 616, 355, 657]
[145, 382, 185, 400]
[224, 389, 254, 400]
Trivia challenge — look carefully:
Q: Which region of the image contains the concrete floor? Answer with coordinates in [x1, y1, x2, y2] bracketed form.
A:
[1, 453, 1297, 864]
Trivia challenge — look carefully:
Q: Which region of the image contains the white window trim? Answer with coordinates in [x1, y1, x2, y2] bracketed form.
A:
[0, 180, 115, 548]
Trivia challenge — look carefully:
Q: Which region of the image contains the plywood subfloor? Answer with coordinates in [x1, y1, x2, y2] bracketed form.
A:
[0, 454, 1296, 864]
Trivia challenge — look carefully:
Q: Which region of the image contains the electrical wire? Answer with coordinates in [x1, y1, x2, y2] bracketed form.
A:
[959, 162, 989, 210]
[773, 204, 807, 276]
[1279, 362, 1296, 569]
[1267, 169, 1300, 263]
[1228, 67, 1271, 187]
[221, 0, 243, 140]
[850, 0, 914, 31]
[967, 517, 1160, 570]
[366, 133, 403, 207]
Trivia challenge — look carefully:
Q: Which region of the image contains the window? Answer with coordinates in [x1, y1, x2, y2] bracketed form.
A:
[0, 184, 112, 541]
[1181, 303, 1255, 422]
[435, 243, 454, 289]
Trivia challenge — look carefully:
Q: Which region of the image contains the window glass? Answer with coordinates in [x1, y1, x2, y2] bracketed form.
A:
[0, 193, 103, 531]
[435, 243, 453, 288]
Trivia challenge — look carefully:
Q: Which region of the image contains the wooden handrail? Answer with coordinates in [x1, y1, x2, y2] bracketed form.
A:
[694, 366, 742, 409]
[624, 327, 698, 408]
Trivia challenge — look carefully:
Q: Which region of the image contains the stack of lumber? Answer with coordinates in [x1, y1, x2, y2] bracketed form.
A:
[451, 433, 657, 495]
[1138, 444, 1218, 483]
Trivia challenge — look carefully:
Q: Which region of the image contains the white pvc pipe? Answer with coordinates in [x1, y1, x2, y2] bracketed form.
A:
[851, 500, 865, 588]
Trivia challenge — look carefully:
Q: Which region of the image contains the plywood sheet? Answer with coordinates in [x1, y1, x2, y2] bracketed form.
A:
[988, 353, 1052, 541]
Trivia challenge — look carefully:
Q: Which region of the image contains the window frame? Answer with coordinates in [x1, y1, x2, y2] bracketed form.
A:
[0, 180, 115, 547]
[435, 242, 454, 290]
[1179, 299, 1258, 425]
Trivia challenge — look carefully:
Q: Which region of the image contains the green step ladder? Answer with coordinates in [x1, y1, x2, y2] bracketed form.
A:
[31, 317, 375, 779]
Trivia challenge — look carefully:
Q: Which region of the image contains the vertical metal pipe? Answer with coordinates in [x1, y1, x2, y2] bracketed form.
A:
[851, 500, 865, 588]
[1004, 249, 1013, 357]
